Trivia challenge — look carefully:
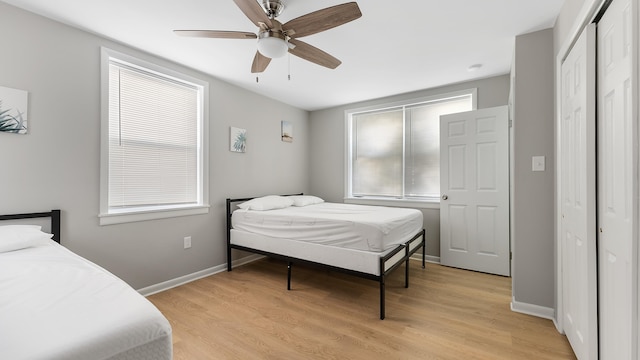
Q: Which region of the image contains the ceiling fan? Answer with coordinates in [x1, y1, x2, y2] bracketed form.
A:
[174, 0, 362, 73]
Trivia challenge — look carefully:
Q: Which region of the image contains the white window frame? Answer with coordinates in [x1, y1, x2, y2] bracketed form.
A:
[344, 89, 477, 209]
[99, 47, 209, 225]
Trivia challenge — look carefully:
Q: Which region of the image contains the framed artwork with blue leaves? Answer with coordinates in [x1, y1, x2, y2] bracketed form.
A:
[230, 126, 246, 153]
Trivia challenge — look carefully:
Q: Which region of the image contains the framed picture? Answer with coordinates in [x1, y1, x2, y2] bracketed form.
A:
[230, 127, 246, 153]
[281, 121, 293, 143]
[0, 86, 28, 134]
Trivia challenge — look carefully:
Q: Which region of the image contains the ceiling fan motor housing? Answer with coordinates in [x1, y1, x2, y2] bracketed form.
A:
[261, 0, 284, 18]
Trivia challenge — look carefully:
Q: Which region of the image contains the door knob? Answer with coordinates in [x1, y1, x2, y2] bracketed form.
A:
[442, 195, 448, 200]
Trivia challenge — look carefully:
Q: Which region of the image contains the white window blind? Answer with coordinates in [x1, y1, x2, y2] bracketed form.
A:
[348, 91, 474, 202]
[352, 108, 403, 197]
[108, 60, 201, 211]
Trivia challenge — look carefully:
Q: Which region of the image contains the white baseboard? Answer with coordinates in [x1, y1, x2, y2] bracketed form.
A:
[411, 253, 440, 264]
[510, 296, 555, 320]
[137, 254, 264, 297]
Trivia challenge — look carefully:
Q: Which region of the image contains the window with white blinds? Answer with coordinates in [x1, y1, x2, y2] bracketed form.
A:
[99, 48, 209, 225]
[346, 90, 475, 204]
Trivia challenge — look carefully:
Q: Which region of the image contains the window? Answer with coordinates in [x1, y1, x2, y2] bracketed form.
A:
[346, 89, 476, 205]
[99, 48, 209, 225]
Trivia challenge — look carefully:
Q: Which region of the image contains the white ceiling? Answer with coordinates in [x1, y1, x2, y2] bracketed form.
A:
[2, 0, 565, 111]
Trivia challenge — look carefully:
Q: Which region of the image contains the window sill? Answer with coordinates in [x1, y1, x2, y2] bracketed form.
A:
[344, 197, 440, 210]
[99, 205, 210, 225]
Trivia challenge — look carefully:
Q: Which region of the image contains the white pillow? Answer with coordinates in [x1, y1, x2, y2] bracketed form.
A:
[289, 195, 324, 207]
[0, 225, 53, 253]
[237, 195, 294, 211]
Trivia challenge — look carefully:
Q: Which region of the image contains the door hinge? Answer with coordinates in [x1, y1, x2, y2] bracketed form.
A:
[509, 119, 513, 128]
[510, 251, 513, 260]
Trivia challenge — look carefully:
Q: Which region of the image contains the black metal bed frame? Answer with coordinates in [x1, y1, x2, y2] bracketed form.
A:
[226, 195, 425, 319]
[0, 210, 61, 243]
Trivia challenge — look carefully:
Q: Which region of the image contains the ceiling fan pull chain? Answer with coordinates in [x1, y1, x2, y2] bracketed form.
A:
[256, 76, 259, 83]
[288, 53, 291, 81]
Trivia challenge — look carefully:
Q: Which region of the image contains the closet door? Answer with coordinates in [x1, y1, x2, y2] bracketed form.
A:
[597, 0, 637, 357]
[560, 23, 598, 360]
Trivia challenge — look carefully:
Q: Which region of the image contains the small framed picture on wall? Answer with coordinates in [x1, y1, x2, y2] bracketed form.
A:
[281, 121, 293, 143]
[230, 126, 246, 153]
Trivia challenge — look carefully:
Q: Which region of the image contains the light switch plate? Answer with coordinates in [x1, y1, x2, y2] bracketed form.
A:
[532, 156, 545, 171]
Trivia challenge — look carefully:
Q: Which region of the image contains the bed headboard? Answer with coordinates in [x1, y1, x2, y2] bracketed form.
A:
[225, 194, 302, 272]
[0, 210, 61, 243]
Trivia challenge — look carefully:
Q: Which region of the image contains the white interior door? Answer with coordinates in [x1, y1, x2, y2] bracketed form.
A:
[597, 0, 637, 357]
[560, 23, 598, 360]
[440, 106, 510, 276]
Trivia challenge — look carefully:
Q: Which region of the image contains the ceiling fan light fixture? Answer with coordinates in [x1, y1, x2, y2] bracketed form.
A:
[257, 31, 288, 58]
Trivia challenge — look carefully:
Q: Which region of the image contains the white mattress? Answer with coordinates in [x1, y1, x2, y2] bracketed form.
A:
[232, 202, 423, 252]
[0, 241, 172, 360]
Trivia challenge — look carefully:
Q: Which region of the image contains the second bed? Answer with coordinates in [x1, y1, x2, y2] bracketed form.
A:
[226, 195, 426, 319]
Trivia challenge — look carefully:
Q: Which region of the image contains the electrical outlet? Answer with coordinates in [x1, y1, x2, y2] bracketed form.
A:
[183, 236, 192, 249]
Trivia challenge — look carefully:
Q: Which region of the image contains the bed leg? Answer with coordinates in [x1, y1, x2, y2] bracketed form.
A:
[226, 199, 232, 272]
[380, 276, 386, 320]
[405, 264, 409, 288]
[422, 230, 426, 269]
[405, 246, 410, 288]
[287, 262, 292, 290]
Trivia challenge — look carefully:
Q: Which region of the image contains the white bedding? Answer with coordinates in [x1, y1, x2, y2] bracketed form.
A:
[231, 229, 420, 275]
[0, 241, 172, 360]
[232, 202, 423, 252]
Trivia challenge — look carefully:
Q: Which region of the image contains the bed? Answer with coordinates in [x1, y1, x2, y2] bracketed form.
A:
[226, 195, 426, 319]
[0, 210, 173, 360]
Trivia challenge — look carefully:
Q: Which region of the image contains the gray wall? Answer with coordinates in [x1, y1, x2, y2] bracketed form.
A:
[0, 3, 310, 290]
[554, 0, 590, 54]
[511, 29, 555, 309]
[308, 76, 510, 259]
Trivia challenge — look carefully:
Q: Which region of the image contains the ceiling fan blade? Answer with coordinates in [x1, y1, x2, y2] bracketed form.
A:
[283, 2, 361, 39]
[174, 30, 257, 39]
[251, 51, 272, 73]
[233, 0, 272, 28]
[288, 39, 341, 69]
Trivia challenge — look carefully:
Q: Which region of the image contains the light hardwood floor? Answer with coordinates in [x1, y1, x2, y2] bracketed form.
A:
[148, 258, 576, 360]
